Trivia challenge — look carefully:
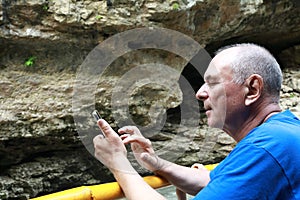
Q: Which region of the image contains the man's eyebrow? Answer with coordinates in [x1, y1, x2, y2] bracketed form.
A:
[204, 75, 213, 82]
[204, 75, 222, 84]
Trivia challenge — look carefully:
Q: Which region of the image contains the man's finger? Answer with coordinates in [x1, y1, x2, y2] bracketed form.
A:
[122, 136, 151, 147]
[120, 134, 130, 140]
[97, 119, 117, 138]
[93, 134, 104, 145]
[93, 134, 104, 141]
[118, 126, 142, 136]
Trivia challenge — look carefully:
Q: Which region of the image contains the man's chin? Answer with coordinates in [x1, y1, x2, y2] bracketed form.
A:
[207, 119, 224, 129]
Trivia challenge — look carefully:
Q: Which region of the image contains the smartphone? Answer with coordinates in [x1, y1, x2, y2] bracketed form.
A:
[91, 110, 105, 137]
[91, 110, 102, 121]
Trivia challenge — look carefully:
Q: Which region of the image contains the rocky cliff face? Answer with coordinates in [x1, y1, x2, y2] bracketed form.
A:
[0, 0, 299, 199]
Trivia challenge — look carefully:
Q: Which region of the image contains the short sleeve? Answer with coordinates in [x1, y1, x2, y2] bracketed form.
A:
[193, 143, 293, 200]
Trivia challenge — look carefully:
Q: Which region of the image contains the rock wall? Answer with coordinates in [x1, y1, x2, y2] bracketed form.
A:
[0, 0, 299, 199]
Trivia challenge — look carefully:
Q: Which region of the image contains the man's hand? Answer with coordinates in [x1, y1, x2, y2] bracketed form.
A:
[93, 119, 135, 173]
[118, 126, 163, 172]
[93, 121, 166, 200]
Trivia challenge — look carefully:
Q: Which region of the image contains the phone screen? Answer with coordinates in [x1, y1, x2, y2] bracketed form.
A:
[91, 110, 102, 121]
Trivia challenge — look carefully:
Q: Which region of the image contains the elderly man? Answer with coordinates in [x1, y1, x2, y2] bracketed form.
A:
[93, 43, 300, 199]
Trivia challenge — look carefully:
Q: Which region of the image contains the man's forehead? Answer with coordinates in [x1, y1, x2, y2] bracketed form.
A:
[204, 64, 221, 80]
[204, 51, 236, 81]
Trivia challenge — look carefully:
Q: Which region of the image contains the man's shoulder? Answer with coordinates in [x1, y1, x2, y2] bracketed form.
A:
[267, 110, 300, 125]
[247, 110, 300, 141]
[243, 111, 300, 154]
[206, 111, 300, 200]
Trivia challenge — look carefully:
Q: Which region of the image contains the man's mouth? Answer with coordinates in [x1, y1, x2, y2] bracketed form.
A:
[204, 106, 212, 115]
[204, 104, 212, 111]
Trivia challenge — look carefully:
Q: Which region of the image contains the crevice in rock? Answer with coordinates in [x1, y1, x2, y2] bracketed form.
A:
[1, 0, 10, 25]
[165, 61, 205, 126]
[206, 32, 300, 58]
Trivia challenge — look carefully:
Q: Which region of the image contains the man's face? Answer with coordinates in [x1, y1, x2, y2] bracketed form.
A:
[196, 49, 245, 131]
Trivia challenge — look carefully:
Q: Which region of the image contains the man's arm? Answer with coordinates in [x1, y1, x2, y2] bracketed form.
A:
[93, 119, 166, 200]
[154, 158, 210, 195]
[119, 126, 210, 195]
[111, 160, 166, 200]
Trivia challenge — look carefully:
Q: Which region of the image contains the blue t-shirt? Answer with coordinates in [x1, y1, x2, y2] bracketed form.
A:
[194, 110, 300, 200]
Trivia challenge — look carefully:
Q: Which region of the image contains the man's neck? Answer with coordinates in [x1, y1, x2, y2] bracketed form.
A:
[226, 103, 282, 142]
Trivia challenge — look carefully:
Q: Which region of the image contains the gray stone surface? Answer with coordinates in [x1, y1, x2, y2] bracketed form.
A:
[0, 0, 299, 199]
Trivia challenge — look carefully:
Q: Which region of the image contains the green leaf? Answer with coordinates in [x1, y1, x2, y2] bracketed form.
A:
[172, 3, 180, 10]
[24, 56, 36, 67]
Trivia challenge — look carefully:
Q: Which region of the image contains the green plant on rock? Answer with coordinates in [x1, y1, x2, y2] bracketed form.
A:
[172, 3, 180, 10]
[43, 0, 53, 11]
[290, 93, 296, 98]
[96, 15, 103, 20]
[24, 56, 36, 67]
[43, 5, 49, 10]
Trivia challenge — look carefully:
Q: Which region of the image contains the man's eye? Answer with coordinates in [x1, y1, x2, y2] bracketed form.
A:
[207, 82, 219, 86]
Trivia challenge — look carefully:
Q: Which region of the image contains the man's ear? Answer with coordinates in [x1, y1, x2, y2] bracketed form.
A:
[244, 74, 264, 106]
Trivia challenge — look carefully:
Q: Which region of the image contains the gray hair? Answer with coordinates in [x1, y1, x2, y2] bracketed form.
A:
[216, 43, 282, 102]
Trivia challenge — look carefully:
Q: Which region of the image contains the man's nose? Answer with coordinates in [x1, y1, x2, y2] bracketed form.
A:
[195, 84, 208, 101]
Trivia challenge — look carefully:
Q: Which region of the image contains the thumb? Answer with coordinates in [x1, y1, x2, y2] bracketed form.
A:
[139, 153, 163, 171]
[97, 119, 117, 138]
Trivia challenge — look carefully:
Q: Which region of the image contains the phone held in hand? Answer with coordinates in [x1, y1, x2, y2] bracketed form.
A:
[91, 110, 102, 121]
[91, 110, 105, 137]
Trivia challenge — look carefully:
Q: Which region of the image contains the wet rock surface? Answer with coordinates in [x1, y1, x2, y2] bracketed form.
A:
[0, 0, 299, 199]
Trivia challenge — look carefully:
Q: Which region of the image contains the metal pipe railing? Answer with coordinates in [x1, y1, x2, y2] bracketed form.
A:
[30, 164, 218, 200]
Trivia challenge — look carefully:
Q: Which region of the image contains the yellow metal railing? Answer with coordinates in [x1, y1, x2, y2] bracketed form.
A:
[31, 164, 218, 200]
